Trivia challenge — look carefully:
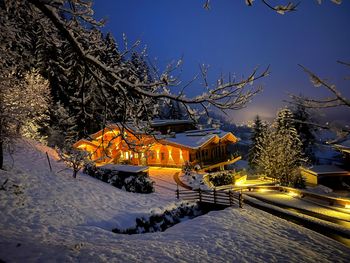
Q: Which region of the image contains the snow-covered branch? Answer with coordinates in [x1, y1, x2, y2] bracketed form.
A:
[291, 63, 350, 109]
[204, 0, 341, 14]
[26, 0, 267, 112]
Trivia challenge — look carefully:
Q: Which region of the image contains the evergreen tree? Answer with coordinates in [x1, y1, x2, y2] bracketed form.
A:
[292, 103, 316, 163]
[276, 107, 295, 131]
[248, 115, 266, 170]
[1, 0, 268, 154]
[256, 109, 306, 188]
[160, 100, 186, 120]
[20, 69, 52, 143]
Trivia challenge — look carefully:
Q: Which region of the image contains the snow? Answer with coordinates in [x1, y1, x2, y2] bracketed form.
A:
[302, 165, 350, 175]
[245, 191, 350, 224]
[227, 159, 249, 170]
[150, 119, 194, 127]
[162, 129, 232, 149]
[1, 139, 350, 262]
[181, 172, 212, 190]
[100, 164, 149, 174]
[337, 139, 350, 149]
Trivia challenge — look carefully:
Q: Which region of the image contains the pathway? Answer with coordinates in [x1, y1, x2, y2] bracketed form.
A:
[148, 167, 182, 197]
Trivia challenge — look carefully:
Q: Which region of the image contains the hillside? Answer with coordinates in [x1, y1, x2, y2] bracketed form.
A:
[0, 139, 349, 262]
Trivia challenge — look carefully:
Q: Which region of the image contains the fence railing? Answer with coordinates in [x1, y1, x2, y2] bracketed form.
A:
[176, 188, 242, 207]
[243, 185, 350, 208]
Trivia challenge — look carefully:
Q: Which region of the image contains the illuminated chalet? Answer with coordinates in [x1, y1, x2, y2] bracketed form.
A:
[74, 120, 239, 168]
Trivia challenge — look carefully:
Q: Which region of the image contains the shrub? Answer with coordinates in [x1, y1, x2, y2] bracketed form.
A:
[112, 202, 202, 234]
[209, 171, 235, 186]
[84, 164, 154, 193]
[292, 173, 306, 189]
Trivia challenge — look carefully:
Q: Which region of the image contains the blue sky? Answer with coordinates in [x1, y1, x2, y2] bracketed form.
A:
[93, 0, 350, 123]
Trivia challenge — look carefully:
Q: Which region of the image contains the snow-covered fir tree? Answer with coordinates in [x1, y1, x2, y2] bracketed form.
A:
[256, 109, 306, 188]
[248, 115, 266, 170]
[291, 102, 316, 163]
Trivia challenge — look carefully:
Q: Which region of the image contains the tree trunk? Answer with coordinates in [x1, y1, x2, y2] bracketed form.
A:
[73, 169, 77, 178]
[0, 141, 3, 170]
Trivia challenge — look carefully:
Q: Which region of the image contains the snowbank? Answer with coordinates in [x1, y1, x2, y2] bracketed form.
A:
[1, 139, 350, 262]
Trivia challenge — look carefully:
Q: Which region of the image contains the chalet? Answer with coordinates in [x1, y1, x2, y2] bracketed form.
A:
[301, 139, 350, 188]
[73, 120, 239, 169]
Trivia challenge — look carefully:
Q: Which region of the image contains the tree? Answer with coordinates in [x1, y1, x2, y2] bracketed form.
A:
[256, 109, 306, 187]
[159, 100, 186, 120]
[292, 62, 350, 110]
[20, 69, 52, 143]
[0, 70, 51, 169]
[57, 147, 90, 178]
[203, 0, 342, 14]
[248, 115, 266, 170]
[290, 62, 350, 138]
[291, 101, 316, 162]
[1, 0, 268, 149]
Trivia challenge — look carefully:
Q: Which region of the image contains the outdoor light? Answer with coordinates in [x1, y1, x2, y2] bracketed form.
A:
[288, 191, 299, 197]
[257, 188, 269, 193]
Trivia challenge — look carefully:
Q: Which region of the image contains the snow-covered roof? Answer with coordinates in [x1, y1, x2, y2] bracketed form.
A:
[99, 164, 149, 173]
[80, 122, 237, 150]
[150, 119, 194, 127]
[159, 128, 237, 150]
[334, 139, 350, 153]
[302, 165, 350, 176]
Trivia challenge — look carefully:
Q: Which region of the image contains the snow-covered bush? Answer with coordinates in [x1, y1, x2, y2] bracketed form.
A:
[209, 171, 235, 187]
[292, 172, 306, 189]
[112, 202, 202, 234]
[84, 164, 154, 193]
[57, 147, 90, 178]
[182, 161, 193, 175]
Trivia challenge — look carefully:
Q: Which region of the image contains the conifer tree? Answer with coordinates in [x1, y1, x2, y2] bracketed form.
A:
[256, 109, 306, 188]
[248, 115, 266, 170]
[292, 103, 316, 163]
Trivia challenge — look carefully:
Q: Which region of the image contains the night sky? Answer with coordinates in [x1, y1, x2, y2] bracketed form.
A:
[93, 0, 350, 124]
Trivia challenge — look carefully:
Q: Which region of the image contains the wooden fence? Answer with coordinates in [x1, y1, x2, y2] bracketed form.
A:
[176, 188, 242, 207]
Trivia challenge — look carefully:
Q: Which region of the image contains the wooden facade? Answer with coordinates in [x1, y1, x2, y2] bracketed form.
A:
[74, 123, 238, 168]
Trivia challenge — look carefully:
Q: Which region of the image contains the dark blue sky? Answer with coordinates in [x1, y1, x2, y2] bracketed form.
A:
[93, 0, 350, 124]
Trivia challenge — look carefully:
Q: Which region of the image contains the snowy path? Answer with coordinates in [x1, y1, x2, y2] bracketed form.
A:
[1, 140, 350, 262]
[245, 191, 350, 225]
[149, 167, 181, 197]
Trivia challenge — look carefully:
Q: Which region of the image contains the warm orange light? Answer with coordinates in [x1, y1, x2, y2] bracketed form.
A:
[96, 130, 119, 140]
[168, 147, 175, 164]
[235, 175, 247, 186]
[288, 191, 299, 197]
[77, 144, 87, 149]
[257, 188, 269, 193]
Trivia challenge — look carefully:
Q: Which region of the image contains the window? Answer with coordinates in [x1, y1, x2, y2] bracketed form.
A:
[161, 152, 165, 161]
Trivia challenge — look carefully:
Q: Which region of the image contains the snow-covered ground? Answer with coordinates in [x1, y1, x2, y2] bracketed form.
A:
[245, 191, 350, 226]
[1, 140, 350, 262]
